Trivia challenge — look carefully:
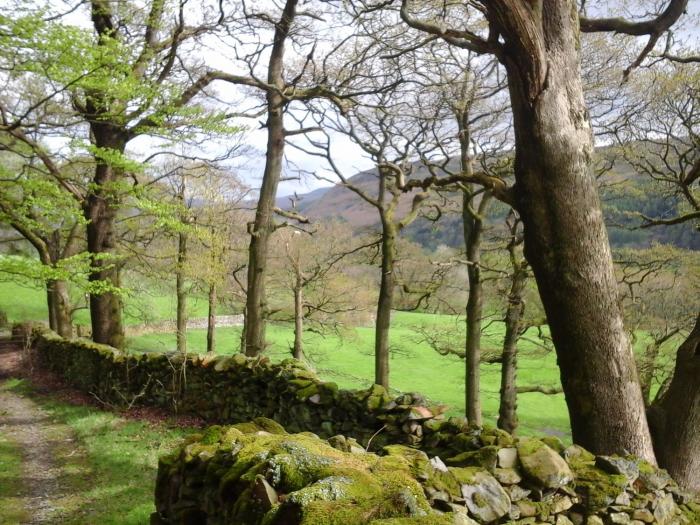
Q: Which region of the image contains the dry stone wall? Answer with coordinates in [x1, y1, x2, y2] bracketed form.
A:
[32, 328, 449, 450]
[29, 328, 699, 524]
[153, 418, 699, 525]
[125, 315, 244, 337]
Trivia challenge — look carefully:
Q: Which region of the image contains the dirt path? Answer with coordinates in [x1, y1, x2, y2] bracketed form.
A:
[0, 347, 78, 524]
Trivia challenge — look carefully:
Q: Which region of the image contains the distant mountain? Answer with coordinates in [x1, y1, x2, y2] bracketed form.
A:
[280, 157, 699, 252]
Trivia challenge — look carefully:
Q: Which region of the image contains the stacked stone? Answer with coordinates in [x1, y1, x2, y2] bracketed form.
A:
[31, 329, 449, 450]
[28, 328, 700, 525]
[153, 419, 698, 525]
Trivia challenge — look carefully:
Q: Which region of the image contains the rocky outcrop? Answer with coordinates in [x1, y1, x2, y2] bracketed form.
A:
[153, 420, 699, 525]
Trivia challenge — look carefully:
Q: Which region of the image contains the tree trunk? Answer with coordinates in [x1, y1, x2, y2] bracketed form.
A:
[649, 314, 700, 491]
[206, 282, 216, 354]
[292, 276, 304, 361]
[491, 0, 656, 461]
[639, 341, 661, 406]
[463, 191, 486, 427]
[497, 263, 527, 434]
[176, 229, 187, 355]
[243, 0, 297, 357]
[84, 130, 125, 349]
[46, 280, 57, 332]
[52, 279, 73, 338]
[374, 219, 397, 389]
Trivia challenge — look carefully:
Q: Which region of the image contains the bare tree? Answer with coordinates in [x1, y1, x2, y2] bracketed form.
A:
[210, 1, 388, 356]
[294, 81, 438, 387]
[270, 222, 372, 361]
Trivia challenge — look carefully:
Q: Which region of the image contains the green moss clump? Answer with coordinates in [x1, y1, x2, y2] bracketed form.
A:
[446, 446, 498, 471]
[199, 425, 224, 445]
[680, 502, 700, 524]
[369, 514, 456, 525]
[540, 436, 565, 454]
[570, 460, 628, 510]
[159, 423, 434, 525]
[449, 466, 484, 486]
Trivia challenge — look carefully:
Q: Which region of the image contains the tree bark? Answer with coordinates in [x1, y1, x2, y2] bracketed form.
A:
[176, 228, 187, 355]
[46, 281, 57, 333]
[497, 261, 527, 434]
[84, 129, 125, 349]
[649, 314, 700, 491]
[206, 282, 216, 354]
[292, 274, 304, 361]
[375, 217, 397, 389]
[243, 0, 297, 357]
[490, 0, 656, 461]
[463, 191, 486, 427]
[52, 279, 73, 338]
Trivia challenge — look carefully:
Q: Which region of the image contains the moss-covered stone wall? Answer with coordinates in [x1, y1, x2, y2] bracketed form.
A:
[29, 328, 699, 524]
[32, 328, 455, 451]
[153, 418, 698, 525]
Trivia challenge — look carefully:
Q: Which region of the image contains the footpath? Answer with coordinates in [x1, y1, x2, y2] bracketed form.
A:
[0, 337, 82, 524]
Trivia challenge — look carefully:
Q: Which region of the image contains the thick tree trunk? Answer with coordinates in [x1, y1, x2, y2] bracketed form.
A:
[206, 283, 216, 354]
[649, 314, 700, 491]
[243, 0, 297, 357]
[497, 263, 527, 434]
[85, 130, 125, 349]
[491, 0, 656, 461]
[292, 279, 304, 361]
[176, 229, 187, 355]
[375, 218, 396, 389]
[463, 192, 485, 427]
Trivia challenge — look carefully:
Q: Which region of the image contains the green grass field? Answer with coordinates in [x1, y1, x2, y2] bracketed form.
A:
[0, 278, 226, 327]
[0, 279, 673, 441]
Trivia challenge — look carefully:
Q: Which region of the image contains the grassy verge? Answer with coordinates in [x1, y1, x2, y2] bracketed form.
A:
[2, 379, 198, 525]
[0, 429, 30, 524]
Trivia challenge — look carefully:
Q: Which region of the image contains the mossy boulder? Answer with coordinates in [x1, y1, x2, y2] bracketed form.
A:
[516, 438, 574, 489]
[458, 469, 510, 523]
[154, 421, 435, 525]
[568, 458, 627, 510]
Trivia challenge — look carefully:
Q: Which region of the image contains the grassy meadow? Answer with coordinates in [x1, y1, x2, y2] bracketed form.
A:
[1, 278, 672, 441]
[0, 278, 226, 327]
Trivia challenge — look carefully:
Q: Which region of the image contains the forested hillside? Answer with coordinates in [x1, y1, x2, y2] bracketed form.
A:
[283, 154, 699, 251]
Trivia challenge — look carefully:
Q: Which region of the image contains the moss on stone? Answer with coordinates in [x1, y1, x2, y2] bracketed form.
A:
[369, 514, 456, 525]
[540, 436, 565, 454]
[569, 459, 628, 510]
[680, 501, 700, 524]
[446, 446, 498, 471]
[199, 425, 224, 445]
[160, 424, 434, 525]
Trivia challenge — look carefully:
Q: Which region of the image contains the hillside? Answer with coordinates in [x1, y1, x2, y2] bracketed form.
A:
[280, 156, 699, 251]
